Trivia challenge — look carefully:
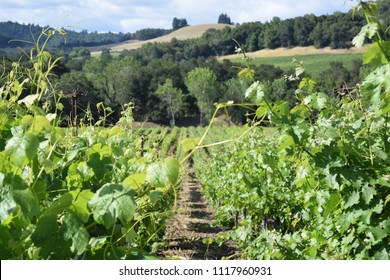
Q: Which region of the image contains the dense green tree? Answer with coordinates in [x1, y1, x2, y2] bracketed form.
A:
[218, 13, 232, 24]
[263, 17, 282, 49]
[172, 18, 188, 30]
[82, 56, 139, 120]
[185, 67, 218, 125]
[311, 20, 330, 48]
[132, 28, 168, 40]
[378, 0, 390, 29]
[155, 78, 184, 126]
[294, 14, 316, 46]
[278, 19, 296, 48]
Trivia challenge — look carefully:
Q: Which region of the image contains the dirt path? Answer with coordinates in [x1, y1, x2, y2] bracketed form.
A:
[159, 165, 238, 260]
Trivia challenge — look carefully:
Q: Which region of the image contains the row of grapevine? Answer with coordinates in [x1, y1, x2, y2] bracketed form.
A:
[193, 2, 390, 259]
[0, 29, 182, 259]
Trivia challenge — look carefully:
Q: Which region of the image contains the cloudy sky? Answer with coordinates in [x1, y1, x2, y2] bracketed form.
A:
[0, 0, 356, 33]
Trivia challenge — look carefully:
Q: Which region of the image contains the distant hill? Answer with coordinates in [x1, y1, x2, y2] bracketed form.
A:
[0, 21, 233, 54]
[218, 45, 368, 59]
[0, 21, 129, 51]
[90, 24, 234, 54]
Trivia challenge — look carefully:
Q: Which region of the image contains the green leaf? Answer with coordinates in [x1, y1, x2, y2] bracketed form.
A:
[0, 173, 39, 223]
[295, 160, 310, 188]
[0, 101, 14, 130]
[299, 77, 316, 91]
[256, 105, 268, 118]
[345, 191, 360, 209]
[273, 100, 290, 117]
[352, 22, 378, 48]
[88, 183, 135, 228]
[382, 91, 390, 114]
[370, 226, 387, 242]
[42, 193, 73, 216]
[69, 189, 94, 223]
[312, 92, 330, 110]
[146, 157, 180, 188]
[31, 214, 58, 246]
[31, 214, 70, 259]
[62, 214, 89, 255]
[17, 94, 40, 109]
[290, 104, 311, 119]
[5, 127, 39, 167]
[181, 137, 201, 154]
[385, 194, 390, 206]
[123, 173, 146, 190]
[164, 157, 180, 185]
[238, 67, 255, 82]
[121, 227, 137, 243]
[245, 81, 267, 104]
[324, 193, 341, 218]
[362, 185, 376, 205]
[363, 41, 390, 66]
[278, 134, 296, 152]
[89, 236, 108, 250]
[362, 64, 390, 108]
[374, 249, 388, 260]
[147, 162, 165, 188]
[149, 190, 164, 204]
[0, 225, 13, 259]
[0, 185, 17, 223]
[31, 115, 52, 133]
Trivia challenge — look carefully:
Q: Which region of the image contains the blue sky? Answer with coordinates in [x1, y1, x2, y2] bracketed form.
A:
[0, 0, 356, 33]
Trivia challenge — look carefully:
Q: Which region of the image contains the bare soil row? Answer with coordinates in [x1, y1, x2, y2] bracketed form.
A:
[159, 166, 238, 260]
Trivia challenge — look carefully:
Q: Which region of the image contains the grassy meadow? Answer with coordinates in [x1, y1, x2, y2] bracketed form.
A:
[221, 46, 366, 77]
[250, 53, 363, 77]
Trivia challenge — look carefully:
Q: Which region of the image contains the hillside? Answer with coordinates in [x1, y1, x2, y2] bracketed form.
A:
[218, 45, 368, 59]
[91, 24, 234, 54]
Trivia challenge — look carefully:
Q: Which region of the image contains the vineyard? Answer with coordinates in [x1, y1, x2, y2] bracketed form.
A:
[0, 1, 389, 260]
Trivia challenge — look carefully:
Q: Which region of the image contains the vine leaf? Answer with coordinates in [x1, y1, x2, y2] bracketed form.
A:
[362, 185, 376, 205]
[42, 193, 73, 216]
[31, 214, 69, 259]
[324, 193, 341, 218]
[88, 183, 135, 229]
[62, 214, 89, 255]
[146, 157, 180, 188]
[181, 137, 201, 154]
[352, 22, 378, 48]
[69, 189, 94, 223]
[0, 173, 39, 223]
[5, 127, 39, 167]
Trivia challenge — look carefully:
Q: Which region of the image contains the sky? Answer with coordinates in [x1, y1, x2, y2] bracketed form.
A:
[0, 0, 356, 33]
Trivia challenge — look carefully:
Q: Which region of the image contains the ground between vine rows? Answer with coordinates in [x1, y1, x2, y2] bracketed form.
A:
[158, 163, 238, 260]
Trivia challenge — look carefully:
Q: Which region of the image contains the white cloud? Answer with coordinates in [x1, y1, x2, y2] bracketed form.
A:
[0, 0, 356, 33]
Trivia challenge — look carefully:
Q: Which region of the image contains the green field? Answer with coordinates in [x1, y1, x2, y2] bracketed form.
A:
[230, 52, 363, 77]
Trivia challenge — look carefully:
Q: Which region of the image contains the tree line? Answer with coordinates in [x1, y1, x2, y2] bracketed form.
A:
[3, 1, 390, 53]
[0, 17, 188, 50]
[0, 12, 366, 52]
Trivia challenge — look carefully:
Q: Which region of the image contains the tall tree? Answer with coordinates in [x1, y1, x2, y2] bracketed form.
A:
[218, 13, 232, 24]
[155, 78, 183, 126]
[172, 17, 188, 30]
[293, 14, 316, 46]
[263, 17, 281, 49]
[185, 67, 218, 125]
